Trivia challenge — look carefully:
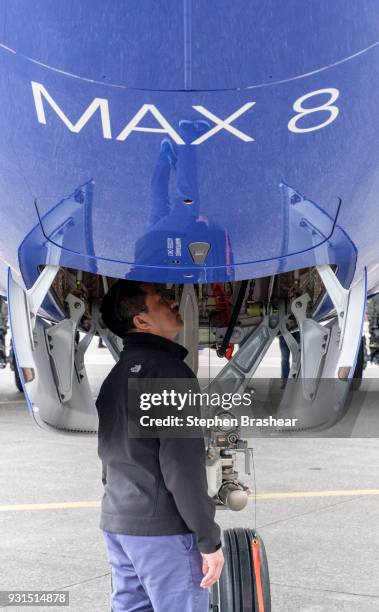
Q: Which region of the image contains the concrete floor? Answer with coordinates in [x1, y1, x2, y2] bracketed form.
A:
[0, 339, 378, 611]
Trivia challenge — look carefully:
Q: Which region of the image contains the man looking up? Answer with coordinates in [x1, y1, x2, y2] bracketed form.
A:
[96, 280, 224, 612]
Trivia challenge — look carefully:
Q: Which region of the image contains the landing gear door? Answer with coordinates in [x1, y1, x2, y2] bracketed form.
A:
[277, 268, 367, 432]
[7, 267, 98, 434]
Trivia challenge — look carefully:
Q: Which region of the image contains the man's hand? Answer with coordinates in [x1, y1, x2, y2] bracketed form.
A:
[200, 548, 225, 588]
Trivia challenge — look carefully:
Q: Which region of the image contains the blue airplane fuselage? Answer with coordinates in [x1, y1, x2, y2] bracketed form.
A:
[0, 0, 378, 320]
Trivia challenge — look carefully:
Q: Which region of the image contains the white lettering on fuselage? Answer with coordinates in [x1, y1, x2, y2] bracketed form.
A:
[31, 82, 340, 143]
[30, 81, 255, 144]
[31, 81, 112, 139]
[115, 103, 186, 144]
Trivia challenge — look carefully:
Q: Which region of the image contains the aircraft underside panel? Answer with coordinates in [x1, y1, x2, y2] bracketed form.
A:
[0, 1, 377, 290]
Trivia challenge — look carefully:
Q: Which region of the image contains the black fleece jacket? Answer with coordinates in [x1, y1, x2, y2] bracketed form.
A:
[95, 331, 221, 554]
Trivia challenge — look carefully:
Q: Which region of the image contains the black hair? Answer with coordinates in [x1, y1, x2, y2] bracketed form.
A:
[100, 280, 148, 338]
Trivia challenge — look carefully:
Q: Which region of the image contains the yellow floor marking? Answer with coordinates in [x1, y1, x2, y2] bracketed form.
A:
[0, 501, 100, 511]
[249, 489, 379, 500]
[0, 490, 378, 512]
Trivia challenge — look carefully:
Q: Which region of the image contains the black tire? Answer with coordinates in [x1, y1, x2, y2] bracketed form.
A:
[248, 530, 271, 612]
[211, 528, 271, 611]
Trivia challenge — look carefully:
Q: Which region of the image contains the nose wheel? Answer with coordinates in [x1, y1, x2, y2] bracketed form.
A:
[211, 528, 271, 612]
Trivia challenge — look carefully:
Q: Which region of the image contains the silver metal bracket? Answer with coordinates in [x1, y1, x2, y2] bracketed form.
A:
[27, 266, 60, 328]
[316, 265, 367, 378]
[316, 264, 349, 347]
[46, 294, 85, 402]
[279, 314, 301, 379]
[74, 310, 97, 376]
[290, 293, 330, 400]
[205, 300, 286, 396]
[24, 265, 60, 349]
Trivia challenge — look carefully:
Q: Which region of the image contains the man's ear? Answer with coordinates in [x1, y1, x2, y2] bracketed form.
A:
[133, 313, 150, 331]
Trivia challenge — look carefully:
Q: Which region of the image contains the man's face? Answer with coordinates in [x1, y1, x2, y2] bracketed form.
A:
[133, 284, 183, 340]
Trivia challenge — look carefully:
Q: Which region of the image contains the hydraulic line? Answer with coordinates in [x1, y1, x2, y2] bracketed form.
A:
[216, 280, 248, 358]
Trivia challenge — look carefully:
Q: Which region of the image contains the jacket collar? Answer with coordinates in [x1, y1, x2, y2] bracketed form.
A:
[122, 331, 188, 361]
